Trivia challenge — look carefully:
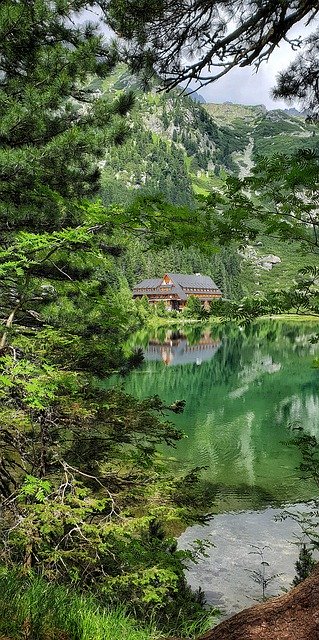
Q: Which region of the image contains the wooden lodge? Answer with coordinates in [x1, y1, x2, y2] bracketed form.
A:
[132, 272, 222, 311]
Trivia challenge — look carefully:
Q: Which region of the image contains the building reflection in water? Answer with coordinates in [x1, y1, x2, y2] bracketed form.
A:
[144, 330, 222, 366]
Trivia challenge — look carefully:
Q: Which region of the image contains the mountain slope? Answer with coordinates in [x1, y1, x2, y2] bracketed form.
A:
[98, 66, 318, 298]
[204, 102, 318, 176]
[100, 66, 318, 199]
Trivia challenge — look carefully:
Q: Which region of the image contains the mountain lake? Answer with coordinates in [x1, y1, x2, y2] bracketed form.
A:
[109, 319, 319, 616]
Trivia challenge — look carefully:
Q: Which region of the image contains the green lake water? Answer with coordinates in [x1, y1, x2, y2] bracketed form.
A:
[112, 320, 319, 513]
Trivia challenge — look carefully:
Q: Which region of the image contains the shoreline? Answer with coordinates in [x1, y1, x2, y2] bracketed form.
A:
[146, 313, 319, 328]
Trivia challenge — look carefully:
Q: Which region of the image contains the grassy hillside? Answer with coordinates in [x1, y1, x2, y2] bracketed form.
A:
[99, 66, 318, 197]
[204, 102, 265, 124]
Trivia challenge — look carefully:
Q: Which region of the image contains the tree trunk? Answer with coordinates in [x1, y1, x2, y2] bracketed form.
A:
[0, 303, 21, 353]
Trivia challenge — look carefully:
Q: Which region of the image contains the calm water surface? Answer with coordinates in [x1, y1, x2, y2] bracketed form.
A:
[114, 320, 319, 512]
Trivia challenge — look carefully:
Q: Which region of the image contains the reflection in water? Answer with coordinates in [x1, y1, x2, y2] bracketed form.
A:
[145, 330, 221, 366]
[116, 320, 319, 511]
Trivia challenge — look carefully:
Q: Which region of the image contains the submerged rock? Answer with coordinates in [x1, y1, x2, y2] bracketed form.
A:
[178, 506, 305, 618]
[199, 565, 319, 640]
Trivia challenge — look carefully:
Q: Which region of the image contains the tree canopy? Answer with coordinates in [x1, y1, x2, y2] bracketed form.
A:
[206, 149, 319, 254]
[106, 0, 319, 112]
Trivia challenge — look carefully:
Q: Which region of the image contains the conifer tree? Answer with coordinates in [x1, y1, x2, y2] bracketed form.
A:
[0, 5, 213, 630]
[293, 544, 316, 586]
[0, 0, 136, 361]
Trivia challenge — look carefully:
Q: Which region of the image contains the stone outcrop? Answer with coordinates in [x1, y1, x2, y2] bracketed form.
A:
[260, 254, 281, 271]
[198, 567, 319, 640]
[238, 246, 282, 271]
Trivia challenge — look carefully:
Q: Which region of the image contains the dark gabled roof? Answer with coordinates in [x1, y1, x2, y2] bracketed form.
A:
[168, 282, 187, 300]
[133, 273, 222, 298]
[133, 278, 162, 289]
[167, 273, 220, 290]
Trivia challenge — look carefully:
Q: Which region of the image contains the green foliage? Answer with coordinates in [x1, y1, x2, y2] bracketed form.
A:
[0, 2, 131, 235]
[0, 3, 216, 635]
[293, 544, 316, 586]
[111, 194, 217, 254]
[239, 238, 318, 298]
[4, 4, 317, 634]
[0, 351, 212, 630]
[18, 476, 52, 503]
[206, 150, 319, 253]
[273, 33, 319, 119]
[107, 0, 318, 105]
[183, 296, 206, 319]
[200, 148, 319, 309]
[207, 267, 319, 322]
[253, 117, 318, 157]
[153, 300, 168, 317]
[247, 546, 282, 601]
[134, 296, 153, 322]
[0, 205, 141, 375]
[101, 127, 195, 207]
